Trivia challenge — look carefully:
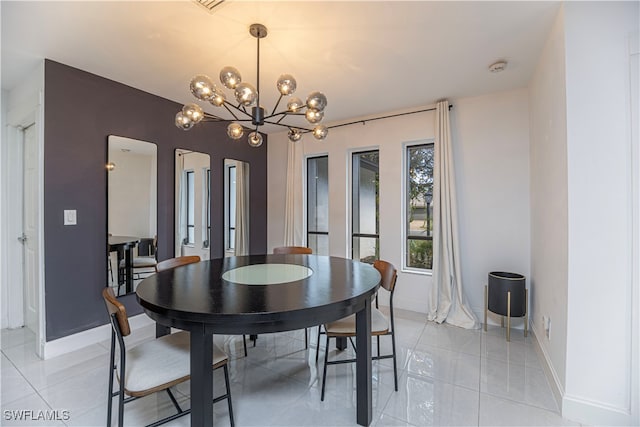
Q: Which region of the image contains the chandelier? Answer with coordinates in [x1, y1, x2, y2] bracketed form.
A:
[175, 23, 328, 147]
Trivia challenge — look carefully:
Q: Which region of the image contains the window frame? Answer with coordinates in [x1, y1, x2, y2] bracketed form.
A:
[224, 164, 236, 252]
[351, 149, 380, 264]
[402, 139, 435, 274]
[305, 155, 329, 255]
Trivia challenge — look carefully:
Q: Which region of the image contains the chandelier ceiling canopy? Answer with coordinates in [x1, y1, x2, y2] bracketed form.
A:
[175, 23, 328, 147]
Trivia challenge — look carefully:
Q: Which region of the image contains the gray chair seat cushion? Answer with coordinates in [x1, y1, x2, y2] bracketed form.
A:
[119, 257, 158, 268]
[117, 331, 227, 396]
[324, 308, 389, 336]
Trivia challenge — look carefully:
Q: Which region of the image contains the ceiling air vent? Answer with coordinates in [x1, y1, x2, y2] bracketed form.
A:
[193, 0, 226, 13]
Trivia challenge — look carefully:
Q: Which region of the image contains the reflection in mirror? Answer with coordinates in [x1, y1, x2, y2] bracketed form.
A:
[224, 159, 249, 256]
[107, 136, 157, 296]
[175, 149, 211, 259]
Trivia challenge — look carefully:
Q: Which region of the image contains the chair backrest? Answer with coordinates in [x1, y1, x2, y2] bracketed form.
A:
[156, 255, 201, 273]
[273, 246, 313, 255]
[102, 287, 131, 336]
[374, 259, 397, 293]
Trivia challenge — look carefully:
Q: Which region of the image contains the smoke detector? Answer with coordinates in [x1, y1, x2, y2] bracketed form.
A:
[488, 61, 508, 73]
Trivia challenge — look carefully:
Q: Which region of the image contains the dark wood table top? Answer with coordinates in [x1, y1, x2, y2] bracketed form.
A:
[136, 254, 381, 335]
[108, 235, 140, 248]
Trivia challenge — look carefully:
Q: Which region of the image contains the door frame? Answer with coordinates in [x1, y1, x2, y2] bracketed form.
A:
[3, 88, 46, 358]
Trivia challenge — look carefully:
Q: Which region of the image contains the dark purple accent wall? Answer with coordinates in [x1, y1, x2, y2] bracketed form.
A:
[44, 60, 267, 341]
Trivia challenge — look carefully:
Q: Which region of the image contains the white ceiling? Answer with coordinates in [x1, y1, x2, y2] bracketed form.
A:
[1, 1, 560, 131]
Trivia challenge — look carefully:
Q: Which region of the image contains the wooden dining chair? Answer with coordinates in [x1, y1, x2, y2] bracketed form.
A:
[102, 287, 234, 427]
[273, 246, 313, 255]
[272, 246, 313, 349]
[156, 255, 249, 357]
[319, 259, 399, 401]
[155, 255, 201, 272]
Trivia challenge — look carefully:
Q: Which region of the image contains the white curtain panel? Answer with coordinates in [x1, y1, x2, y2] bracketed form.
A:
[175, 155, 186, 257]
[234, 162, 250, 255]
[284, 140, 304, 246]
[429, 100, 479, 329]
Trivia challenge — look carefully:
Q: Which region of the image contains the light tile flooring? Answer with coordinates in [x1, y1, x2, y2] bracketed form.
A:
[1, 310, 581, 426]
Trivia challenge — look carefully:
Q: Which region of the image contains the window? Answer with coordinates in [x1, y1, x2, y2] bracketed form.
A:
[185, 170, 195, 245]
[352, 150, 379, 263]
[406, 143, 434, 270]
[306, 156, 329, 255]
[226, 165, 236, 251]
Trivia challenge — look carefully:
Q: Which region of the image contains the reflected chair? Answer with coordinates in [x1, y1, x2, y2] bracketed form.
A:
[272, 246, 313, 348]
[319, 259, 399, 401]
[156, 255, 248, 357]
[102, 288, 234, 427]
[120, 236, 158, 281]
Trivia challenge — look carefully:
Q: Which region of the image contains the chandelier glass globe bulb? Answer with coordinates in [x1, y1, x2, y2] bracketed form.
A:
[182, 103, 204, 123]
[306, 91, 327, 111]
[305, 108, 324, 124]
[312, 125, 328, 140]
[190, 74, 215, 101]
[210, 87, 226, 107]
[276, 74, 297, 96]
[288, 128, 302, 142]
[227, 123, 244, 140]
[248, 131, 263, 147]
[175, 112, 194, 130]
[234, 82, 258, 107]
[220, 66, 242, 89]
[287, 97, 304, 112]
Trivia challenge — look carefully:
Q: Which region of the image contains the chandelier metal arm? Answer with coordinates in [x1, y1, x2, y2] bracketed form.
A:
[271, 94, 284, 116]
[262, 120, 314, 133]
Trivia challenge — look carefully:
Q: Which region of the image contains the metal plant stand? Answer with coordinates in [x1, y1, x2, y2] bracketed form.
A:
[484, 271, 528, 341]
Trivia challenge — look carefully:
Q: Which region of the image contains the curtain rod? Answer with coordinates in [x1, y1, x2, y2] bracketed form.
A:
[327, 104, 453, 130]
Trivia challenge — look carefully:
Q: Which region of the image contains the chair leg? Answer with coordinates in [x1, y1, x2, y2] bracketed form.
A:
[242, 335, 248, 357]
[305, 328, 308, 349]
[107, 333, 115, 427]
[390, 332, 398, 392]
[117, 374, 125, 427]
[223, 364, 235, 427]
[376, 336, 380, 357]
[321, 336, 330, 401]
[316, 327, 322, 363]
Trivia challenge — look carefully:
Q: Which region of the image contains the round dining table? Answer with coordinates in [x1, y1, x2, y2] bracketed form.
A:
[136, 254, 381, 426]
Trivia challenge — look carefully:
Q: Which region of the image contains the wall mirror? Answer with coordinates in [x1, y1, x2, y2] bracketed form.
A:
[175, 149, 211, 259]
[224, 159, 250, 256]
[107, 135, 157, 296]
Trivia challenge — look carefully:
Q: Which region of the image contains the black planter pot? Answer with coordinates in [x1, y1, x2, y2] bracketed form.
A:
[484, 271, 528, 341]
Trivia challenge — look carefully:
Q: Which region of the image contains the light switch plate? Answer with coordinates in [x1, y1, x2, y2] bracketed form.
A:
[64, 210, 77, 225]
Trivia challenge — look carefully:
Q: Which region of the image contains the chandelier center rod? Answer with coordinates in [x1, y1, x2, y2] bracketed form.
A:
[250, 23, 267, 112]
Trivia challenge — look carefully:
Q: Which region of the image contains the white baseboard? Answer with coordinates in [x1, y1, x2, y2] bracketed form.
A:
[42, 314, 155, 360]
[563, 394, 632, 426]
[529, 323, 632, 426]
[529, 323, 564, 412]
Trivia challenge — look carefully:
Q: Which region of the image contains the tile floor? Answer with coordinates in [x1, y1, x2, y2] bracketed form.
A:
[1, 309, 581, 426]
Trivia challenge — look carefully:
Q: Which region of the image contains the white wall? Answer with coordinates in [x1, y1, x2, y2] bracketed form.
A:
[562, 2, 638, 424]
[267, 88, 531, 317]
[1, 89, 8, 328]
[528, 5, 569, 403]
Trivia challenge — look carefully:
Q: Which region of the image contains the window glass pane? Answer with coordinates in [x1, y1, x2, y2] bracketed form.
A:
[407, 239, 432, 269]
[307, 234, 329, 256]
[353, 236, 379, 264]
[307, 156, 329, 255]
[352, 151, 379, 235]
[406, 144, 434, 270]
[307, 157, 328, 233]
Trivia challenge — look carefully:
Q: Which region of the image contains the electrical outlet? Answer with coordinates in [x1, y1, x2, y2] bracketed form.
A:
[546, 317, 551, 340]
[64, 210, 77, 225]
[542, 315, 551, 340]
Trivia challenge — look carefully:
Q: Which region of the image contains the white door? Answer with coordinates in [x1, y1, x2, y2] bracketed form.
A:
[22, 123, 39, 334]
